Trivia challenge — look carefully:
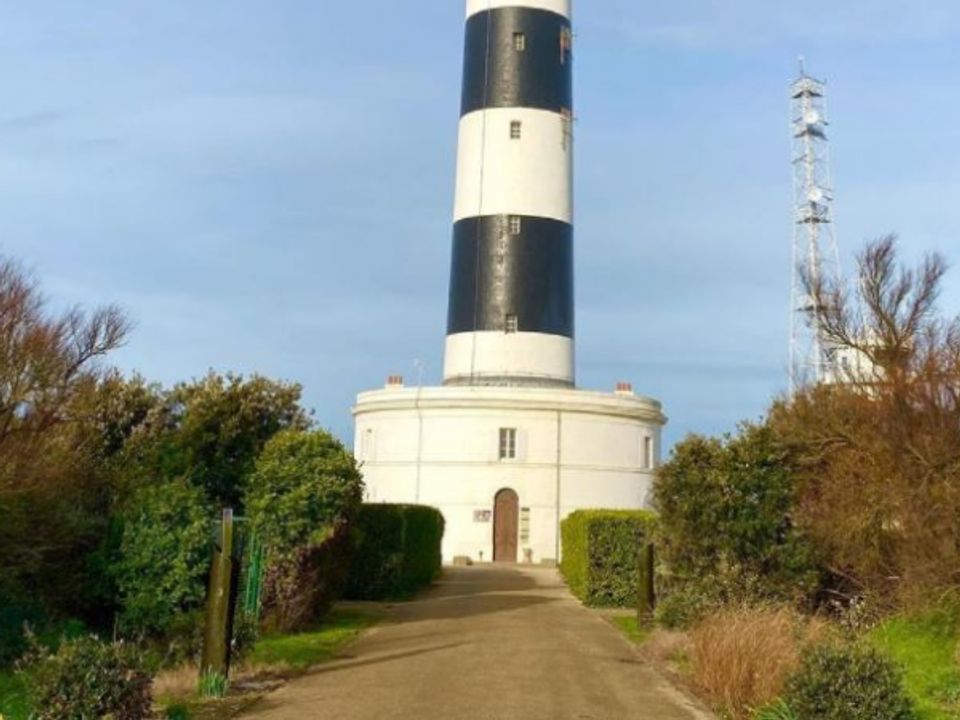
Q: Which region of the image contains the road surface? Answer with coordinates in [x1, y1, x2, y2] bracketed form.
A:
[245, 565, 711, 720]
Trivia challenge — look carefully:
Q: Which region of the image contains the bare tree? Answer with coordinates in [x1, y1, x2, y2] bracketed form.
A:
[803, 235, 952, 383]
[0, 258, 131, 494]
[782, 236, 960, 603]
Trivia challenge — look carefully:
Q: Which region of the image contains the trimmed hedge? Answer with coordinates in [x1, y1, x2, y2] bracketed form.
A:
[345, 505, 445, 600]
[560, 510, 657, 607]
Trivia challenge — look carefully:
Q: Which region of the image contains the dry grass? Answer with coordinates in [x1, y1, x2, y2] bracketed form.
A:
[152, 663, 200, 702]
[643, 628, 693, 669]
[690, 605, 830, 719]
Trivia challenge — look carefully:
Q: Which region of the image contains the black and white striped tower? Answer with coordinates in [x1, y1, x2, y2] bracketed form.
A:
[444, 0, 575, 388]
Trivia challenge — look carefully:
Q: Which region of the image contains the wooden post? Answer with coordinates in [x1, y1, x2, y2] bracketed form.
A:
[637, 542, 656, 627]
[200, 508, 234, 697]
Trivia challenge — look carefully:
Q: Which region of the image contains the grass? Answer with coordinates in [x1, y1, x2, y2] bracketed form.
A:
[610, 614, 652, 645]
[607, 613, 693, 678]
[153, 608, 379, 719]
[245, 609, 378, 672]
[0, 669, 29, 720]
[869, 605, 960, 720]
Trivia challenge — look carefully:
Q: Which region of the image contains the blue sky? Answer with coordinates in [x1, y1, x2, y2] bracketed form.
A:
[1, 1, 958, 449]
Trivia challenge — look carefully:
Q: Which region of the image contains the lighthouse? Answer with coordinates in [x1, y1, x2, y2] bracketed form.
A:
[354, 0, 666, 565]
[445, 0, 575, 388]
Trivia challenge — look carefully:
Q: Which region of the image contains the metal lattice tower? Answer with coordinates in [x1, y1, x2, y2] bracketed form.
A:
[789, 59, 841, 393]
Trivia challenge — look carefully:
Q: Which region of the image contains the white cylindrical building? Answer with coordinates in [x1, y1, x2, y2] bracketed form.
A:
[354, 0, 666, 565]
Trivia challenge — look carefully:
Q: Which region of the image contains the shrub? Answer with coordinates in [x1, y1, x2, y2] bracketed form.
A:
[246, 430, 364, 631]
[115, 479, 212, 637]
[690, 605, 828, 719]
[245, 430, 363, 558]
[656, 566, 776, 630]
[0, 603, 45, 667]
[22, 635, 153, 720]
[123, 372, 311, 509]
[259, 523, 354, 632]
[653, 426, 818, 626]
[560, 510, 657, 607]
[784, 644, 917, 720]
[345, 504, 445, 600]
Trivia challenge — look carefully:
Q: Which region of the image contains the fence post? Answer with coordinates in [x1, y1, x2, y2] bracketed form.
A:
[200, 508, 234, 697]
[637, 542, 656, 627]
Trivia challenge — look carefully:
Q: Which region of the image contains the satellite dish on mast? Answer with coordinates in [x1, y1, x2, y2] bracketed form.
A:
[808, 187, 825, 203]
[804, 109, 821, 126]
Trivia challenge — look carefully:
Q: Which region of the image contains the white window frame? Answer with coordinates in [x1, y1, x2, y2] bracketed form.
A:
[499, 427, 518, 461]
[513, 32, 526, 52]
[508, 215, 522, 235]
[505, 314, 519, 334]
[510, 120, 522, 140]
[643, 435, 654, 470]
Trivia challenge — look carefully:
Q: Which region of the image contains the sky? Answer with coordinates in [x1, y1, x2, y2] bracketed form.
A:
[1, 1, 959, 450]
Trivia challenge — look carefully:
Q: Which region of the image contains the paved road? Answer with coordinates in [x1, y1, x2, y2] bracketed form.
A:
[245, 566, 711, 720]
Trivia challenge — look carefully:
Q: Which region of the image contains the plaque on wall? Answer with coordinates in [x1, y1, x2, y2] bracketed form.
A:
[473, 510, 492, 523]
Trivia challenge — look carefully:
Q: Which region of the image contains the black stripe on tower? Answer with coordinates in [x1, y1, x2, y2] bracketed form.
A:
[461, 7, 572, 116]
[447, 215, 574, 337]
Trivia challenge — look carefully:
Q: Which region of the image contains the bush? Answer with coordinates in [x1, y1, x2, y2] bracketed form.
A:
[246, 430, 363, 558]
[653, 426, 818, 625]
[246, 430, 364, 631]
[784, 644, 917, 720]
[123, 372, 311, 509]
[0, 604, 45, 667]
[690, 606, 828, 719]
[560, 510, 657, 607]
[22, 635, 153, 720]
[259, 523, 354, 633]
[115, 480, 212, 637]
[345, 505, 445, 600]
[656, 566, 775, 630]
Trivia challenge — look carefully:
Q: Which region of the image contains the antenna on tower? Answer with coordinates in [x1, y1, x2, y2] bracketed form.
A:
[789, 62, 841, 393]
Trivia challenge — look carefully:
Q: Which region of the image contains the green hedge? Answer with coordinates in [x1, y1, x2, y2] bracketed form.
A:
[345, 505, 445, 600]
[560, 510, 657, 607]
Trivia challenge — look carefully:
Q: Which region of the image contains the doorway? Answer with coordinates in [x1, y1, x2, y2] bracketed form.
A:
[493, 488, 519, 563]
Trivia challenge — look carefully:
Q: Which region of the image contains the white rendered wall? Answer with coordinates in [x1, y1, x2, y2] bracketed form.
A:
[354, 386, 664, 564]
[466, 0, 571, 19]
[443, 332, 575, 387]
[454, 108, 573, 224]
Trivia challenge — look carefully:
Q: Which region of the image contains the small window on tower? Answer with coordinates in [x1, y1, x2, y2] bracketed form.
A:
[364, 428, 376, 462]
[510, 120, 522, 139]
[505, 314, 519, 334]
[560, 27, 572, 63]
[499, 428, 517, 460]
[513, 32, 526, 52]
[508, 215, 522, 235]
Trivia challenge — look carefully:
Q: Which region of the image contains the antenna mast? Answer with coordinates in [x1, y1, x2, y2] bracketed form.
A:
[789, 59, 841, 392]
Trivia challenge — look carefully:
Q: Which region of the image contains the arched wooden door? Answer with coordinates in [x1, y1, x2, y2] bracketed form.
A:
[493, 489, 519, 563]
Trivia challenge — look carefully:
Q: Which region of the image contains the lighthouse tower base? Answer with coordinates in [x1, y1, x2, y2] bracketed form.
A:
[353, 382, 666, 565]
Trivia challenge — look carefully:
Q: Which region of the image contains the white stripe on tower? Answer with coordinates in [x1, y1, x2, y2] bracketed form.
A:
[444, 0, 576, 388]
[465, 0, 571, 19]
[454, 108, 572, 224]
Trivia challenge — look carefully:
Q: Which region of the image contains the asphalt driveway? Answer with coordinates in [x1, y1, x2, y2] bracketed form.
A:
[245, 565, 710, 720]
